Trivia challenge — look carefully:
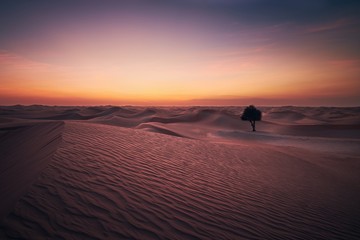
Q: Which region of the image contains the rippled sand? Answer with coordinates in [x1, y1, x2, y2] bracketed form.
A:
[1, 106, 359, 239]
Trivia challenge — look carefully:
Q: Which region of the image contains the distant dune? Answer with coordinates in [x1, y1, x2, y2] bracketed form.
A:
[0, 106, 359, 239]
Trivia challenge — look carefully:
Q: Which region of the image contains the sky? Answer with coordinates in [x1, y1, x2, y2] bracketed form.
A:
[0, 0, 359, 106]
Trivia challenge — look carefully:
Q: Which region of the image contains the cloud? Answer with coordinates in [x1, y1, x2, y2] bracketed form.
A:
[0, 50, 50, 69]
[328, 59, 360, 68]
[306, 18, 353, 33]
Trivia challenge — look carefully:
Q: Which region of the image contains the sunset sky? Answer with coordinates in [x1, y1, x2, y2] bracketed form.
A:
[1, 0, 359, 106]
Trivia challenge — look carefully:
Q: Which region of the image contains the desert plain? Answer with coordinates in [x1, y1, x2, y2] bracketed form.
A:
[0, 105, 360, 239]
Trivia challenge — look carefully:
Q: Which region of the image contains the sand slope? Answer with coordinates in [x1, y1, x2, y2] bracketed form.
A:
[0, 121, 64, 220]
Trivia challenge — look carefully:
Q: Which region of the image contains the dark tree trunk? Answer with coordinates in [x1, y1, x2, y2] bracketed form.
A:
[250, 120, 256, 131]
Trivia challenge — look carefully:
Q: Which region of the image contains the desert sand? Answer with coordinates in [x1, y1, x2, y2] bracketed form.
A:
[0, 105, 359, 239]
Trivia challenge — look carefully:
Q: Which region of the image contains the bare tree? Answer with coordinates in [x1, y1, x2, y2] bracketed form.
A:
[241, 105, 262, 131]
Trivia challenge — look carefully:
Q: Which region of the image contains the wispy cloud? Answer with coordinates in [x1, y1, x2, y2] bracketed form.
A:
[327, 59, 360, 69]
[0, 50, 58, 71]
[306, 18, 353, 33]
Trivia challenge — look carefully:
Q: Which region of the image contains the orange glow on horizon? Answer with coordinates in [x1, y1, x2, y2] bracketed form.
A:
[1, 48, 359, 106]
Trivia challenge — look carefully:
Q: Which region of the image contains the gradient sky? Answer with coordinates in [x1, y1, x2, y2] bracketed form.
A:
[1, 0, 360, 106]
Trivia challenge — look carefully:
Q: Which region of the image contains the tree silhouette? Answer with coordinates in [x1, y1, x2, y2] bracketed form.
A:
[241, 105, 262, 131]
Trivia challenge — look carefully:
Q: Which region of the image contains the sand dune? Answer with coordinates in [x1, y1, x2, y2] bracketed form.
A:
[265, 110, 324, 125]
[0, 105, 359, 239]
[136, 122, 189, 138]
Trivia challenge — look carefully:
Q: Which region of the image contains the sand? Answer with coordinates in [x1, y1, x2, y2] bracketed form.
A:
[0, 105, 359, 239]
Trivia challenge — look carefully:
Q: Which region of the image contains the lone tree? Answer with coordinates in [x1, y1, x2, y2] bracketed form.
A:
[241, 105, 262, 132]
